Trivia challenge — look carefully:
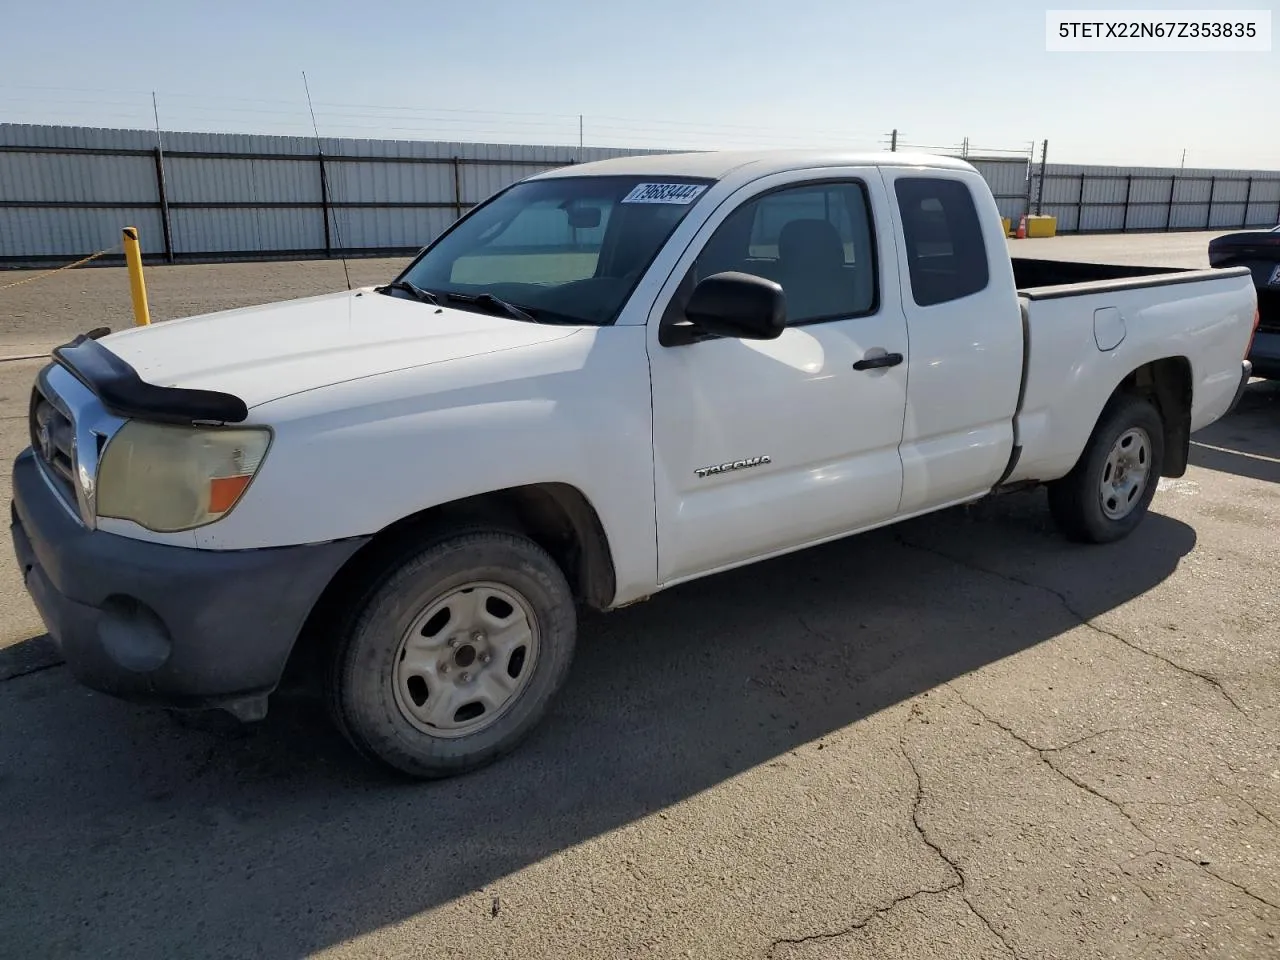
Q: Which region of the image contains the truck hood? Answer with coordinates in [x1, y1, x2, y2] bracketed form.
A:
[98, 289, 582, 409]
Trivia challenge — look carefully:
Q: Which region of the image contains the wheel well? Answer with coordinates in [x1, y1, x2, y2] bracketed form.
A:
[1110, 357, 1192, 477]
[426, 483, 618, 609]
[278, 484, 617, 694]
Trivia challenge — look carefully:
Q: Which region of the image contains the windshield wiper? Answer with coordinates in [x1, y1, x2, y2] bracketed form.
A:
[380, 279, 441, 305]
[445, 291, 538, 323]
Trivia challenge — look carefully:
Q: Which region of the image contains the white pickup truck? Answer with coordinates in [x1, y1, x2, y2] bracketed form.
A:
[12, 151, 1257, 778]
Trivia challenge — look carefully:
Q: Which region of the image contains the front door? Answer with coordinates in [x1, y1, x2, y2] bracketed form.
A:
[647, 169, 910, 585]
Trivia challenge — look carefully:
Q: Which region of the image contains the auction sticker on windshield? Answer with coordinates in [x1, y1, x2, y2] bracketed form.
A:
[622, 183, 708, 204]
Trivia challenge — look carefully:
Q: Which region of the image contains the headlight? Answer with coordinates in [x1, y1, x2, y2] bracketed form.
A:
[96, 422, 272, 532]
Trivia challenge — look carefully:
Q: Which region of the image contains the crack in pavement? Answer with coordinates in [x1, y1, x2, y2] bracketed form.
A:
[0, 658, 64, 683]
[1038, 727, 1133, 753]
[767, 704, 1019, 959]
[767, 885, 961, 955]
[1128, 796, 1280, 833]
[952, 689, 1280, 915]
[1101, 849, 1165, 906]
[1244, 801, 1280, 833]
[898, 704, 1021, 958]
[894, 535, 1248, 719]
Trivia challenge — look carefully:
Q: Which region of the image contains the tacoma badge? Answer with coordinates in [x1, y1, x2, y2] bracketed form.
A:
[695, 456, 771, 479]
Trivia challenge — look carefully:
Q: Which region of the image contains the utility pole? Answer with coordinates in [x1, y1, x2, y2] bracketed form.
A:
[1035, 139, 1049, 216]
[889, 128, 898, 152]
[961, 136, 969, 157]
[579, 115, 583, 156]
[1180, 148, 1187, 170]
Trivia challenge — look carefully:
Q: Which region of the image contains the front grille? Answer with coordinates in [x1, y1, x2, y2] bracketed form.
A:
[29, 380, 78, 506]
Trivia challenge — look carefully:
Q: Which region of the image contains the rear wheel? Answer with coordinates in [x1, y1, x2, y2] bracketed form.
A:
[327, 529, 576, 778]
[1048, 395, 1164, 544]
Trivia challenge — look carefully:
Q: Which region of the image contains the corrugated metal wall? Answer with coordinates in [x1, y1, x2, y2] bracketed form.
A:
[1030, 163, 1280, 233]
[0, 124, 666, 263]
[0, 126, 166, 260]
[967, 157, 1033, 221]
[4, 124, 1280, 264]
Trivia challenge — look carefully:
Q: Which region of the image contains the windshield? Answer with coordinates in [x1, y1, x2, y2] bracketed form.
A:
[396, 176, 712, 325]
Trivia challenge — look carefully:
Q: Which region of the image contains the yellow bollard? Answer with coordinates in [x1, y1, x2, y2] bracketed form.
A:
[122, 227, 151, 326]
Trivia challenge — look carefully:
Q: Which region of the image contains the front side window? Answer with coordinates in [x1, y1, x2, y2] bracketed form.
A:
[399, 176, 711, 325]
[687, 181, 877, 325]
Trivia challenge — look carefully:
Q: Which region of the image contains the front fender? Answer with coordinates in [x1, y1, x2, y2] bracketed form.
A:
[194, 327, 660, 604]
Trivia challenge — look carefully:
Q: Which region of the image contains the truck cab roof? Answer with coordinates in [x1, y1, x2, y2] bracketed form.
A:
[529, 150, 979, 182]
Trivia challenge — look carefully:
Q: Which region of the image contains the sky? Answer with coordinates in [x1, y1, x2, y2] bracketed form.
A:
[1, 0, 1276, 169]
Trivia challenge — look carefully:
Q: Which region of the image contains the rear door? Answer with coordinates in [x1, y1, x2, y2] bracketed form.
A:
[880, 170, 1024, 513]
[646, 168, 910, 584]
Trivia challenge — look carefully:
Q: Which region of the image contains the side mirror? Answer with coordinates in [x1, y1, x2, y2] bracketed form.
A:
[682, 271, 786, 341]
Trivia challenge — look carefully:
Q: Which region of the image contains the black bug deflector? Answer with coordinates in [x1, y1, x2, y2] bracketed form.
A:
[52, 332, 249, 425]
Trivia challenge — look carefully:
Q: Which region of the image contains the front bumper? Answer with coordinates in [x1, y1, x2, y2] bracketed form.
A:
[11, 449, 367, 716]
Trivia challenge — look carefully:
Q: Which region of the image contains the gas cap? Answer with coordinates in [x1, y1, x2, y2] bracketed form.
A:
[1093, 306, 1126, 351]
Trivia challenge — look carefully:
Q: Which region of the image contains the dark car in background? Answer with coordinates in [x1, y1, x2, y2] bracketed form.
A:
[1210, 225, 1280, 379]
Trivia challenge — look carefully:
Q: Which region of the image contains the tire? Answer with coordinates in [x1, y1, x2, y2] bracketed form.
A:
[327, 528, 576, 779]
[1048, 394, 1164, 544]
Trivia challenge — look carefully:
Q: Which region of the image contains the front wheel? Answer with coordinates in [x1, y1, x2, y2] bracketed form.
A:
[327, 529, 577, 779]
[1047, 395, 1165, 544]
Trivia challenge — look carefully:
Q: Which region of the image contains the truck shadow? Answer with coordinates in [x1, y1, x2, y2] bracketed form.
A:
[0, 493, 1196, 959]
[1189, 379, 1280, 483]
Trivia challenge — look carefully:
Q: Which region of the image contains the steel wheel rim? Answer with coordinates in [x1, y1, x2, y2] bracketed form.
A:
[392, 581, 540, 739]
[1099, 426, 1152, 520]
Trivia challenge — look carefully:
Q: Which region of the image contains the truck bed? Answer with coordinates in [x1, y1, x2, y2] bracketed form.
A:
[1008, 261, 1256, 488]
[1012, 257, 1186, 291]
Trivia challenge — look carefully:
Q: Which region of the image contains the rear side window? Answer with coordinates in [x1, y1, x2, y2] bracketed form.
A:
[895, 178, 988, 306]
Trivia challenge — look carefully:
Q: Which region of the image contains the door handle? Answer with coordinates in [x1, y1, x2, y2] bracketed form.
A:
[852, 351, 904, 371]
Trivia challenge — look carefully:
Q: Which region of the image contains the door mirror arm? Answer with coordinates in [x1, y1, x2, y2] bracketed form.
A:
[659, 320, 721, 347]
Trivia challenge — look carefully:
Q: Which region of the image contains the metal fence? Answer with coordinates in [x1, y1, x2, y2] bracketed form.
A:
[1030, 163, 1280, 233]
[3, 123, 1280, 266]
[0, 124, 665, 265]
[965, 157, 1034, 222]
